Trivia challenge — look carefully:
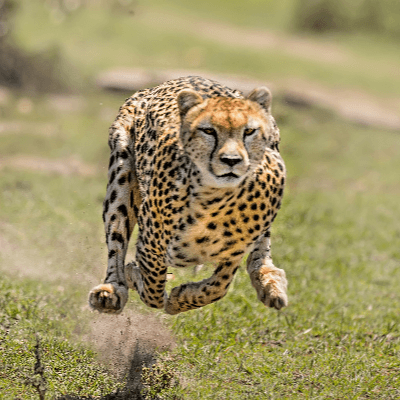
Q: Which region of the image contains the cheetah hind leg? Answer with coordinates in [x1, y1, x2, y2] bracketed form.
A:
[88, 282, 129, 314]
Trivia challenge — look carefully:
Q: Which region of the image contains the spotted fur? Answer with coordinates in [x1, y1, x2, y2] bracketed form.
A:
[89, 76, 288, 315]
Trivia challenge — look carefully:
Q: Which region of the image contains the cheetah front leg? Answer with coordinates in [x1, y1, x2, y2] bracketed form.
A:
[165, 261, 240, 315]
[124, 249, 168, 310]
[246, 230, 288, 310]
[89, 119, 141, 314]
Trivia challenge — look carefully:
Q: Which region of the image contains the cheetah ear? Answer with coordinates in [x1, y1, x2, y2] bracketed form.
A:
[177, 90, 203, 117]
[247, 87, 272, 113]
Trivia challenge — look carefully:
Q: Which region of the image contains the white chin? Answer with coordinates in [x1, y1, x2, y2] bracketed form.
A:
[211, 174, 245, 188]
[194, 165, 247, 188]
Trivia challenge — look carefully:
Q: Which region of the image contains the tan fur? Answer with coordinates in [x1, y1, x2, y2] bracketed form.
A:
[89, 76, 287, 315]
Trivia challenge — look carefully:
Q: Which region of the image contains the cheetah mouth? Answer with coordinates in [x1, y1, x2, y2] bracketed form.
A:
[219, 172, 239, 179]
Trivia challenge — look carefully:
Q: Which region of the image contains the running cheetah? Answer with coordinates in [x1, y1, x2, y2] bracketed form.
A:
[89, 76, 287, 315]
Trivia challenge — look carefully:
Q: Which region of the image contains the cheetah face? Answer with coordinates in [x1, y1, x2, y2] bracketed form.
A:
[178, 88, 279, 188]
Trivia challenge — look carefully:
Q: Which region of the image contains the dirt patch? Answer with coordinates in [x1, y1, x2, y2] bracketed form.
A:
[96, 67, 270, 94]
[282, 78, 400, 131]
[0, 155, 97, 176]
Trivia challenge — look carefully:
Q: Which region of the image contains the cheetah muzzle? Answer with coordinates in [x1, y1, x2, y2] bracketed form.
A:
[89, 76, 288, 315]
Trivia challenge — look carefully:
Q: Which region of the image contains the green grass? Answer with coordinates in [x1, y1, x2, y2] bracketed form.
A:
[162, 106, 400, 398]
[1, 1, 400, 398]
[0, 275, 122, 398]
[2, 88, 399, 398]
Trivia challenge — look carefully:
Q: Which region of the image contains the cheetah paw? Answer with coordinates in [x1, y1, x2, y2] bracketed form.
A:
[249, 265, 288, 310]
[88, 283, 128, 314]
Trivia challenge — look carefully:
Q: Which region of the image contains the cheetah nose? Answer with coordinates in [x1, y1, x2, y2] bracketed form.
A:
[219, 154, 243, 167]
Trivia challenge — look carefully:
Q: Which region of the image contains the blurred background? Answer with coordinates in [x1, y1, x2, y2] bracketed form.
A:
[1, 1, 400, 398]
[1, 0, 400, 102]
[1, 0, 400, 123]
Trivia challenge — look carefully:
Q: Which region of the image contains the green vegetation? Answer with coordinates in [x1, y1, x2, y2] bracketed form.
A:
[0, 1, 399, 399]
[0, 276, 121, 398]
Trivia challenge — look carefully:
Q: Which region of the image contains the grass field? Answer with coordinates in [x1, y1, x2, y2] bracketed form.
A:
[1, 1, 400, 399]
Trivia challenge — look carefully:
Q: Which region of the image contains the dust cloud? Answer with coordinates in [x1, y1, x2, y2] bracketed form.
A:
[88, 310, 175, 379]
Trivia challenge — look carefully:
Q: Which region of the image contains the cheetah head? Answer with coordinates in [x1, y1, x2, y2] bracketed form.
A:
[177, 87, 280, 188]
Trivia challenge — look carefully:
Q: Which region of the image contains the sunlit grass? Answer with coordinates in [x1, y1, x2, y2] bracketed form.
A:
[1, 1, 399, 397]
[1, 80, 400, 397]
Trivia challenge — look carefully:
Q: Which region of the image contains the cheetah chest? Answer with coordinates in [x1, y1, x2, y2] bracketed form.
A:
[165, 175, 283, 268]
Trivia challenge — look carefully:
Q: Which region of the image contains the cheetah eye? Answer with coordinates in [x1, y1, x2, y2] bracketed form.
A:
[244, 128, 257, 137]
[199, 127, 217, 136]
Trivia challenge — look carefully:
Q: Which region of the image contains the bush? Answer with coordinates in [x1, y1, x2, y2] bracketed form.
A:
[293, 0, 400, 38]
[0, 0, 69, 92]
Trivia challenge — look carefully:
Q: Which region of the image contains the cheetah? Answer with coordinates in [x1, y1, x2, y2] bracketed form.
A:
[89, 76, 288, 315]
